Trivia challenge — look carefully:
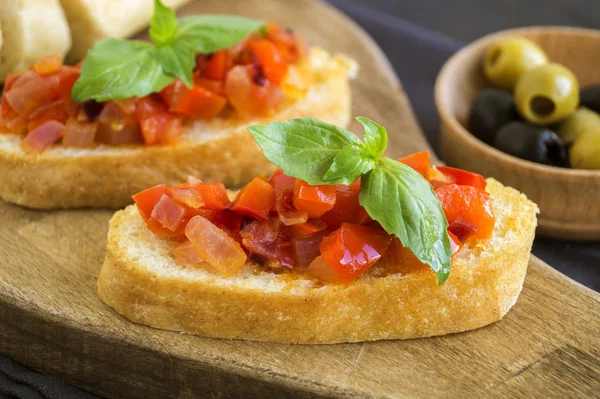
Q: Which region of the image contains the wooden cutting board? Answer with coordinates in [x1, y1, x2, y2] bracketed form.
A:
[1, 0, 599, 398]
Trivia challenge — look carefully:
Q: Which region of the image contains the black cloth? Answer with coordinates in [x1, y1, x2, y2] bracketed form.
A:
[1, 1, 598, 398]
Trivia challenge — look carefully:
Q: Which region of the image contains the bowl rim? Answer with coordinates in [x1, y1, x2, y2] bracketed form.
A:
[435, 25, 600, 177]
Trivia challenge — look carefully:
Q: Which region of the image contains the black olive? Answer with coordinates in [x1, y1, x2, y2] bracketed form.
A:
[580, 85, 600, 114]
[493, 121, 568, 167]
[468, 88, 519, 144]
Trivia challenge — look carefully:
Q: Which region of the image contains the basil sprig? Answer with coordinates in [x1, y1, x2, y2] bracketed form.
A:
[72, 0, 264, 102]
[248, 117, 452, 284]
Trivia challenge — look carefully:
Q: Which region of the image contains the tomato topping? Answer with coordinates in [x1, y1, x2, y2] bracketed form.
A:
[5, 75, 59, 116]
[33, 56, 63, 76]
[135, 96, 183, 145]
[322, 181, 371, 229]
[166, 80, 227, 120]
[251, 39, 288, 85]
[240, 218, 293, 268]
[62, 118, 97, 148]
[150, 194, 187, 232]
[186, 215, 247, 275]
[291, 229, 330, 267]
[191, 182, 230, 211]
[172, 187, 204, 209]
[96, 102, 143, 145]
[231, 177, 275, 220]
[27, 100, 69, 131]
[132, 184, 172, 221]
[293, 180, 336, 218]
[435, 166, 487, 190]
[435, 184, 495, 242]
[319, 223, 392, 283]
[22, 120, 64, 153]
[201, 51, 233, 80]
[398, 151, 432, 180]
[224, 65, 285, 118]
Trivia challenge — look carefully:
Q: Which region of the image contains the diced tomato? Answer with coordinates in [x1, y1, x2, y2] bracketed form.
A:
[224, 65, 285, 118]
[293, 180, 336, 218]
[322, 182, 370, 229]
[201, 51, 233, 80]
[251, 39, 288, 85]
[290, 219, 327, 237]
[27, 100, 69, 131]
[135, 96, 181, 145]
[435, 166, 486, 190]
[132, 184, 172, 221]
[398, 151, 432, 180]
[62, 118, 97, 147]
[96, 102, 143, 145]
[191, 182, 230, 210]
[269, 169, 297, 214]
[194, 78, 224, 96]
[22, 120, 64, 153]
[150, 194, 187, 232]
[435, 184, 495, 242]
[167, 80, 227, 120]
[33, 55, 63, 76]
[231, 177, 275, 220]
[319, 223, 392, 283]
[172, 187, 204, 209]
[57, 67, 81, 103]
[240, 218, 293, 268]
[384, 237, 428, 274]
[185, 215, 247, 275]
[5, 75, 59, 116]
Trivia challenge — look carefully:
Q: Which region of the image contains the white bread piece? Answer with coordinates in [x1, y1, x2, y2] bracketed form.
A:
[97, 179, 538, 344]
[0, 0, 72, 82]
[59, 0, 193, 61]
[0, 48, 354, 209]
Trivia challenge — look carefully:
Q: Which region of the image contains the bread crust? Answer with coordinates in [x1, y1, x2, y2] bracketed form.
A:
[97, 179, 538, 344]
[0, 49, 352, 209]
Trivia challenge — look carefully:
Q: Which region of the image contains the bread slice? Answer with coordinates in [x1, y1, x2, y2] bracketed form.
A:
[97, 179, 538, 344]
[59, 0, 192, 61]
[0, 0, 72, 82]
[0, 48, 354, 209]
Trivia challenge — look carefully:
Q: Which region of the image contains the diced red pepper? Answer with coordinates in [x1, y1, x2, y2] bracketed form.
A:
[201, 51, 233, 80]
[322, 181, 371, 229]
[398, 151, 433, 180]
[290, 219, 327, 237]
[135, 96, 181, 145]
[435, 166, 486, 190]
[319, 223, 392, 283]
[435, 184, 495, 242]
[27, 100, 69, 131]
[293, 180, 336, 218]
[251, 39, 288, 85]
[186, 215, 247, 275]
[167, 80, 227, 120]
[33, 55, 63, 76]
[231, 177, 275, 220]
[191, 182, 230, 211]
[132, 184, 172, 221]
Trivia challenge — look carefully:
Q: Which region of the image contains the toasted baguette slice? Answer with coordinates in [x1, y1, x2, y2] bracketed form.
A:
[97, 179, 538, 344]
[0, 0, 71, 82]
[59, 0, 192, 61]
[0, 48, 354, 209]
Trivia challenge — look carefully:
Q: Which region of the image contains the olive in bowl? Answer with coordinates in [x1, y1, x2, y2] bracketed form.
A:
[580, 85, 600, 114]
[493, 121, 568, 166]
[468, 89, 518, 144]
[557, 107, 600, 145]
[570, 127, 600, 169]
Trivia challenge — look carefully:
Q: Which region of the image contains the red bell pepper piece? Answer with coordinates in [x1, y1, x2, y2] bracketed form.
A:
[293, 180, 336, 218]
[398, 151, 433, 180]
[132, 184, 172, 221]
[435, 166, 486, 190]
[231, 177, 276, 220]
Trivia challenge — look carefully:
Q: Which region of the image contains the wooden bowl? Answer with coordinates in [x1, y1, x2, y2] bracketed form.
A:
[436, 27, 600, 240]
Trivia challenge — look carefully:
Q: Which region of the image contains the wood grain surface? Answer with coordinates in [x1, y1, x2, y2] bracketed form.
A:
[1, 1, 599, 398]
[436, 27, 600, 240]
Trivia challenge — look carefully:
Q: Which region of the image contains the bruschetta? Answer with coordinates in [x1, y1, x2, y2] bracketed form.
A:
[0, 2, 356, 209]
[97, 117, 538, 344]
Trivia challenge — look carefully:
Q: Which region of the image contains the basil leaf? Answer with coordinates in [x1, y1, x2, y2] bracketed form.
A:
[150, 0, 178, 45]
[359, 157, 452, 284]
[323, 144, 375, 184]
[248, 117, 360, 185]
[356, 116, 387, 158]
[153, 41, 195, 87]
[72, 39, 174, 102]
[177, 15, 265, 54]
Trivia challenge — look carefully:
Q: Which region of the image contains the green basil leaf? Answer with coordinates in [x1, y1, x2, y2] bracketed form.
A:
[153, 41, 195, 87]
[150, 0, 178, 45]
[248, 117, 360, 185]
[356, 116, 387, 158]
[72, 39, 174, 102]
[359, 158, 452, 284]
[323, 144, 375, 184]
[177, 15, 265, 54]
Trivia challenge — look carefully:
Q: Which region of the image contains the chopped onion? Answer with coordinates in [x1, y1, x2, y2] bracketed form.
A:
[22, 120, 64, 153]
[150, 194, 186, 232]
[62, 118, 97, 148]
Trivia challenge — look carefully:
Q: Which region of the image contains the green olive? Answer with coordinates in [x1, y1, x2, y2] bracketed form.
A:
[569, 127, 600, 169]
[514, 63, 579, 125]
[484, 37, 548, 91]
[557, 107, 600, 145]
